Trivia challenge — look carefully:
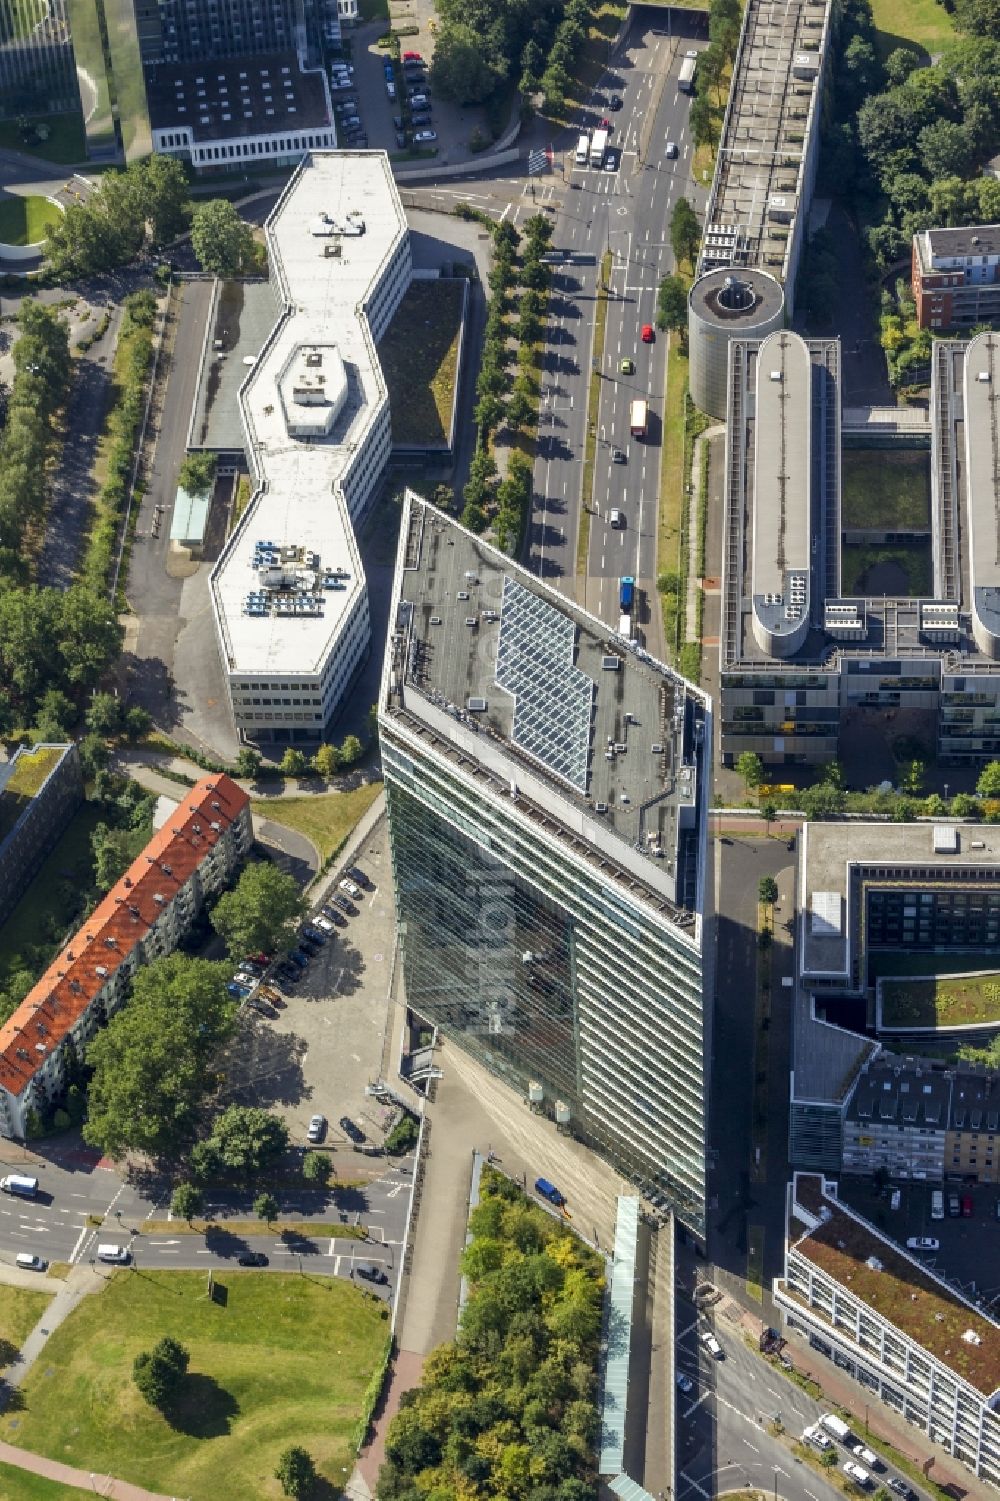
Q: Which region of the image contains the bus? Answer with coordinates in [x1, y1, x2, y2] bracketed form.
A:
[575, 133, 590, 165]
[619, 576, 635, 611]
[630, 399, 648, 439]
[590, 128, 609, 166]
[679, 51, 697, 92]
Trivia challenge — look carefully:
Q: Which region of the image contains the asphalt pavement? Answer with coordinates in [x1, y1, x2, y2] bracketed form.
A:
[525, 7, 708, 642]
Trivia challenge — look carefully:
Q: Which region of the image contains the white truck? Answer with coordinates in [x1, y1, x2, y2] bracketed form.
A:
[575, 132, 590, 165]
[0, 1174, 38, 1198]
[590, 127, 609, 166]
[820, 1412, 852, 1442]
[619, 614, 633, 642]
[679, 50, 697, 92]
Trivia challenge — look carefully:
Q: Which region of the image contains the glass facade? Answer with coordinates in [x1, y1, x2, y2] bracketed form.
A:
[0, 0, 80, 119]
[136, 0, 322, 62]
[383, 735, 707, 1238]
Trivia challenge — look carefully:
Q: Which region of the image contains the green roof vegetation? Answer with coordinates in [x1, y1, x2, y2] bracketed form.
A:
[841, 448, 931, 531]
[0, 747, 63, 845]
[378, 279, 465, 447]
[880, 971, 1000, 1028]
[0, 1270, 388, 1500]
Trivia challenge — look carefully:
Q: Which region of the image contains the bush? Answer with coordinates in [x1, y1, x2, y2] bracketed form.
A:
[384, 1113, 419, 1155]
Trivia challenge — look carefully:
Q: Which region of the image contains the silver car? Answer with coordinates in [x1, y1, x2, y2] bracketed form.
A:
[307, 1113, 326, 1143]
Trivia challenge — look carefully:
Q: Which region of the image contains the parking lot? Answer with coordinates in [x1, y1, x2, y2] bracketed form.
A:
[222, 815, 400, 1155]
[329, 41, 437, 156]
[838, 1177, 1000, 1310]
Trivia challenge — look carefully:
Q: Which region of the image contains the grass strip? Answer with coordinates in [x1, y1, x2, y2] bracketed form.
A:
[657, 337, 689, 652]
[0, 1460, 95, 1500]
[251, 783, 382, 866]
[0, 1287, 53, 1352]
[577, 252, 613, 578]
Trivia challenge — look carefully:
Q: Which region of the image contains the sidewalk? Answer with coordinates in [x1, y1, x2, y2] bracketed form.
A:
[0, 1440, 176, 1500]
[6, 1265, 105, 1390]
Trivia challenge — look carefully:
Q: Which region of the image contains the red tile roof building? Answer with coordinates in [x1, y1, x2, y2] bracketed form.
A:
[0, 775, 252, 1139]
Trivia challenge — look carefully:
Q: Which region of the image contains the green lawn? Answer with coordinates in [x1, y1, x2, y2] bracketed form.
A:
[0, 1462, 94, 1501]
[0, 1287, 53, 1362]
[252, 782, 382, 864]
[868, 0, 955, 60]
[378, 280, 466, 447]
[841, 540, 932, 598]
[841, 448, 931, 531]
[0, 113, 86, 164]
[0, 195, 62, 247]
[0, 1271, 388, 1501]
[881, 971, 1000, 1029]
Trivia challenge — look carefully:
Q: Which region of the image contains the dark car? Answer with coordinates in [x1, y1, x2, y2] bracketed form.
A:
[609, 93, 623, 109]
[886, 1483, 913, 1500]
[301, 925, 327, 945]
[395, 131, 409, 149]
[410, 110, 432, 126]
[356, 1262, 388, 1284]
[238, 1251, 269, 1267]
[347, 866, 372, 889]
[288, 949, 309, 968]
[340, 1115, 365, 1143]
[321, 905, 347, 926]
[392, 114, 404, 129]
[332, 894, 356, 915]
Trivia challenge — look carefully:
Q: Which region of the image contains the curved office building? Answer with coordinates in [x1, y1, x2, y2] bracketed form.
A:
[688, 268, 785, 419]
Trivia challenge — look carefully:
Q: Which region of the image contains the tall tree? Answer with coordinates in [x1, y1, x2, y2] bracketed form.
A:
[190, 199, 256, 277]
[210, 861, 305, 959]
[208, 1105, 289, 1180]
[670, 198, 701, 269]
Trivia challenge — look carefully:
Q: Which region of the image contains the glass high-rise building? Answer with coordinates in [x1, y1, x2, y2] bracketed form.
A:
[134, 0, 323, 63]
[380, 495, 712, 1238]
[0, 0, 79, 120]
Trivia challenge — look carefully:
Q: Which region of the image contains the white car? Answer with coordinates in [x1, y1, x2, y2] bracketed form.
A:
[233, 971, 258, 987]
[665, 140, 678, 158]
[340, 878, 361, 898]
[906, 1236, 939, 1252]
[307, 1114, 327, 1142]
[842, 1461, 872, 1488]
[701, 1330, 723, 1359]
[314, 914, 336, 933]
[610, 508, 624, 528]
[802, 1426, 832, 1452]
[413, 129, 437, 143]
[851, 1445, 881, 1470]
[386, 80, 396, 98]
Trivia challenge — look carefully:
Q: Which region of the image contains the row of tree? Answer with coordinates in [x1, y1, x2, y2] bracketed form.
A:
[42, 155, 258, 282]
[688, 0, 742, 151]
[0, 301, 71, 580]
[0, 585, 122, 738]
[379, 1169, 603, 1501]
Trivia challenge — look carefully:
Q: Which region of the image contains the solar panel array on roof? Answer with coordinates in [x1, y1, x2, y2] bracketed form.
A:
[495, 577, 594, 792]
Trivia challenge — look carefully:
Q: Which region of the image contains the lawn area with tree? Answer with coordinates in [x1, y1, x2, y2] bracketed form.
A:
[210, 861, 305, 960]
[378, 1167, 603, 1501]
[0, 1270, 389, 1501]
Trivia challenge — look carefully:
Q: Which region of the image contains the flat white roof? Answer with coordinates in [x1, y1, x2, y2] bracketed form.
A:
[210, 151, 408, 679]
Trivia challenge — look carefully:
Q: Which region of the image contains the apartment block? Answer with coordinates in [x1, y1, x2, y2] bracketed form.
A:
[776, 1173, 1000, 1487]
[0, 775, 251, 1139]
[912, 225, 1000, 331]
[0, 745, 83, 928]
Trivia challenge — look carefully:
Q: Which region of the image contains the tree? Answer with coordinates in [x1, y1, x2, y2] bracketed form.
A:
[918, 119, 976, 180]
[311, 743, 340, 778]
[339, 734, 364, 766]
[133, 1337, 190, 1408]
[208, 1104, 289, 1179]
[275, 1446, 318, 1499]
[302, 1150, 333, 1186]
[656, 273, 688, 334]
[235, 745, 262, 779]
[190, 199, 256, 277]
[884, 47, 920, 86]
[178, 451, 217, 497]
[280, 746, 307, 777]
[670, 198, 701, 269]
[254, 1190, 279, 1223]
[210, 861, 305, 959]
[84, 957, 235, 1160]
[86, 692, 123, 736]
[977, 761, 1000, 798]
[141, 153, 191, 245]
[736, 750, 763, 792]
[431, 23, 503, 104]
[170, 1182, 204, 1221]
[758, 876, 778, 906]
[34, 686, 75, 740]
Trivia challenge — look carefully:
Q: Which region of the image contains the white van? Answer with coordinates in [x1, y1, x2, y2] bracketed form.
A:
[97, 1243, 130, 1264]
[16, 1253, 46, 1271]
[575, 133, 590, 165]
[931, 1189, 944, 1220]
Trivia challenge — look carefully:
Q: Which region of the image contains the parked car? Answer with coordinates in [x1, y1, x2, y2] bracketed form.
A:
[802, 1426, 832, 1452]
[238, 1252, 268, 1267]
[340, 879, 361, 899]
[383, 60, 394, 81]
[332, 894, 356, 914]
[233, 970, 258, 987]
[701, 1330, 723, 1359]
[948, 1192, 961, 1217]
[410, 110, 432, 126]
[641, 323, 655, 342]
[906, 1236, 939, 1252]
[395, 131, 409, 149]
[676, 1371, 693, 1395]
[340, 1115, 365, 1143]
[347, 866, 372, 888]
[227, 981, 251, 998]
[340, 115, 362, 131]
[392, 114, 404, 129]
[301, 925, 327, 944]
[307, 1113, 327, 1142]
[962, 1193, 974, 1216]
[413, 129, 437, 143]
[408, 92, 430, 106]
[314, 914, 336, 934]
[402, 49, 422, 60]
[321, 905, 347, 926]
[887, 1481, 914, 1499]
[612, 447, 626, 463]
[386, 80, 396, 98]
[842, 1463, 872, 1489]
[599, 116, 611, 130]
[851, 1445, 881, 1470]
[357, 1262, 388, 1284]
[287, 950, 309, 968]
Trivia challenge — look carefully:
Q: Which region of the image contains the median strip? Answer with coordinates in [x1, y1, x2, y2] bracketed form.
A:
[577, 251, 613, 578]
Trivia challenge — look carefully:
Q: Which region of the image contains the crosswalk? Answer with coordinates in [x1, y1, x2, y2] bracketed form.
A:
[527, 147, 550, 175]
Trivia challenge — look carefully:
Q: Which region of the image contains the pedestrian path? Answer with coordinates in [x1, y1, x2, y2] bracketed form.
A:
[0, 1440, 175, 1500]
[5, 1265, 104, 1389]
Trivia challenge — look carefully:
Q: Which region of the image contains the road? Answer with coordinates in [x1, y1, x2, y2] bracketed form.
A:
[0, 1149, 413, 1305]
[525, 8, 708, 639]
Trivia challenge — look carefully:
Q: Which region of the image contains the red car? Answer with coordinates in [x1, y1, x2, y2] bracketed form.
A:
[962, 1194, 974, 1217]
[599, 117, 611, 131]
[641, 323, 655, 343]
[403, 50, 422, 60]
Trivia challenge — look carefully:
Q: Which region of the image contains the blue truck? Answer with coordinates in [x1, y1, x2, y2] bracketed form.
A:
[534, 1177, 566, 1207]
[619, 575, 635, 611]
